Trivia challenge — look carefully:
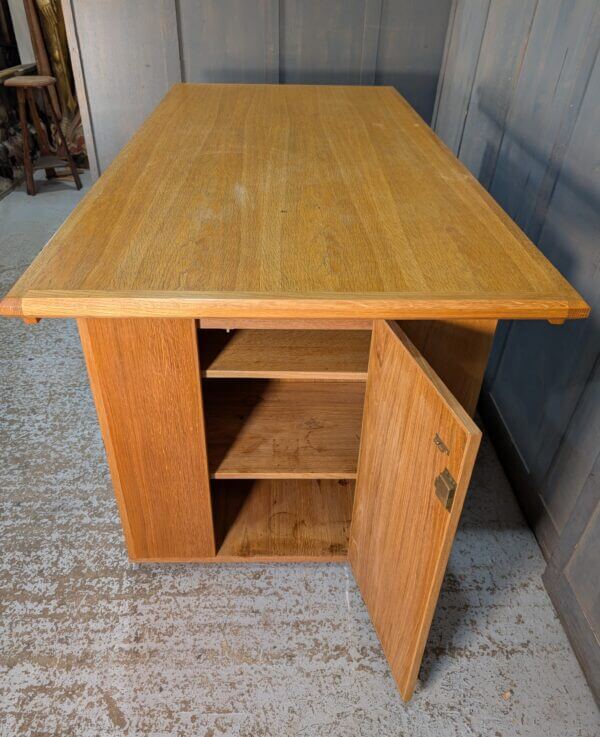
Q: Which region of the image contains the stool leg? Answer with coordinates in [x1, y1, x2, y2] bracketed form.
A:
[17, 88, 35, 196]
[26, 89, 56, 180]
[43, 87, 82, 190]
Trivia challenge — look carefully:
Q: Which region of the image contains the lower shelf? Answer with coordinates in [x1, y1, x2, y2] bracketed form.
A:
[212, 479, 354, 561]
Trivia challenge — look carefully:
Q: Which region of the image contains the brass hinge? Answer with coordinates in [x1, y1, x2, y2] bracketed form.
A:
[435, 468, 456, 511]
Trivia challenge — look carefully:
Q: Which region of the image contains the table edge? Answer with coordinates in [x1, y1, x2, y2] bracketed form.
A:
[0, 290, 590, 321]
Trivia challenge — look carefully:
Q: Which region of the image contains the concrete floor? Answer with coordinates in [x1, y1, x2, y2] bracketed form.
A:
[1, 174, 598, 737]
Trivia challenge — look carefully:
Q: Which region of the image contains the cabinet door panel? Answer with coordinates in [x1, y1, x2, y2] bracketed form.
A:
[349, 320, 481, 700]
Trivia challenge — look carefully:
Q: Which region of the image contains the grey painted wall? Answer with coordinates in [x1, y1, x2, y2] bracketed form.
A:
[67, 0, 181, 175]
[65, 0, 451, 173]
[433, 0, 599, 698]
[7, 0, 35, 64]
[178, 0, 279, 84]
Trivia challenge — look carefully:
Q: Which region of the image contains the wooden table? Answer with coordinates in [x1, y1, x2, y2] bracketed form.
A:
[0, 84, 588, 701]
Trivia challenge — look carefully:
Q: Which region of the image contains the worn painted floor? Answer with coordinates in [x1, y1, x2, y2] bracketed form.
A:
[1, 175, 598, 737]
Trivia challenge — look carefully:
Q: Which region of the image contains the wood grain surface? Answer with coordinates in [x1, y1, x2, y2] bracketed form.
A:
[399, 319, 497, 416]
[204, 379, 365, 479]
[78, 318, 215, 559]
[0, 84, 588, 321]
[212, 478, 354, 560]
[198, 318, 373, 330]
[200, 329, 370, 380]
[4, 74, 55, 87]
[349, 320, 481, 700]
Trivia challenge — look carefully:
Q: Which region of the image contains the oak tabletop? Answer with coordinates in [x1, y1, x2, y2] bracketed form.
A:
[0, 84, 589, 321]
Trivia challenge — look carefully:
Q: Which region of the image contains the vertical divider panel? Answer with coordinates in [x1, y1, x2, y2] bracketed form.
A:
[78, 318, 215, 560]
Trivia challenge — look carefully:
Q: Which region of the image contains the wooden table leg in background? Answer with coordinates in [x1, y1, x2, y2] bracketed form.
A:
[78, 318, 215, 561]
[26, 88, 56, 180]
[15, 88, 35, 195]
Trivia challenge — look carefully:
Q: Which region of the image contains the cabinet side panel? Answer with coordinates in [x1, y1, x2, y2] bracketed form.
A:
[78, 318, 215, 559]
[399, 319, 497, 416]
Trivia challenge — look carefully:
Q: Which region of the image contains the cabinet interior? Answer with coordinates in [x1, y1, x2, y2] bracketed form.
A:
[199, 328, 371, 560]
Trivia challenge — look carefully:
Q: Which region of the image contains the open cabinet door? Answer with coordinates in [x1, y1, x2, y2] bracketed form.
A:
[349, 320, 482, 701]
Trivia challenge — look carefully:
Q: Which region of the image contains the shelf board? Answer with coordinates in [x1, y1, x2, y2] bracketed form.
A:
[213, 479, 354, 560]
[199, 329, 370, 380]
[204, 379, 365, 479]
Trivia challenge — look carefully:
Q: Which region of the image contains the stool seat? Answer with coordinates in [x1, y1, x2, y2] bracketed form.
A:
[5, 73, 81, 195]
[5, 75, 56, 88]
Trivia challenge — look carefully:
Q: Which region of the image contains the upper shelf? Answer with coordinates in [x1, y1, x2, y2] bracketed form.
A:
[0, 85, 589, 321]
[199, 329, 370, 380]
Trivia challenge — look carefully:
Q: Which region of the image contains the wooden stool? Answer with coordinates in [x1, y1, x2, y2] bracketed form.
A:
[5, 75, 82, 195]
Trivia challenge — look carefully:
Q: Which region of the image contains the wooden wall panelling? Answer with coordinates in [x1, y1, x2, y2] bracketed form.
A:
[61, 0, 99, 179]
[430, 0, 456, 130]
[543, 546, 600, 701]
[64, 0, 455, 174]
[487, 1, 599, 388]
[177, 0, 452, 114]
[69, 0, 181, 173]
[7, 0, 35, 63]
[279, 0, 377, 84]
[435, 0, 538, 387]
[543, 429, 600, 700]
[435, 0, 599, 413]
[178, 0, 279, 83]
[434, 0, 600, 692]
[431, 0, 491, 153]
[358, 0, 384, 85]
[543, 358, 600, 545]
[455, 0, 537, 188]
[78, 318, 215, 560]
[487, 0, 600, 239]
[375, 0, 452, 122]
[561, 478, 600, 629]
[553, 440, 600, 565]
[486, 51, 600, 494]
